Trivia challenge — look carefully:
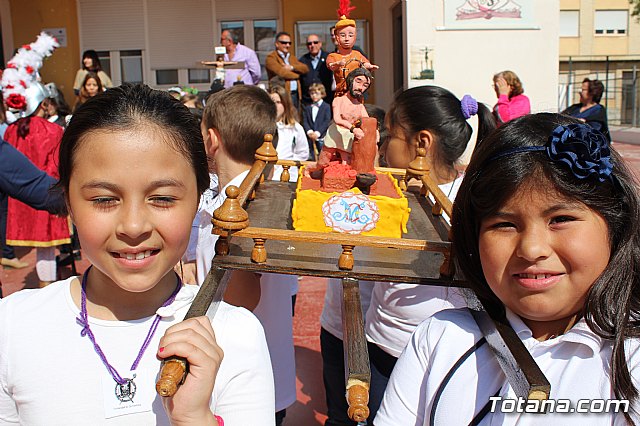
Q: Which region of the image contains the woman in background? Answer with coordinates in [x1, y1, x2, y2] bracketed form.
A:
[492, 70, 530, 124]
[74, 72, 103, 112]
[72, 49, 113, 95]
[563, 78, 611, 142]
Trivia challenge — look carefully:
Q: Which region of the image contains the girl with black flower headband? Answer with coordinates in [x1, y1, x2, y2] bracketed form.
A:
[375, 113, 640, 425]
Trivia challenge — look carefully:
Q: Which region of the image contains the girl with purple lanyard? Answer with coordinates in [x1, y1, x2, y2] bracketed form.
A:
[0, 84, 274, 425]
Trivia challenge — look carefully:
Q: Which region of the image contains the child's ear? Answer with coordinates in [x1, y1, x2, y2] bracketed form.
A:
[204, 128, 221, 157]
[417, 130, 435, 152]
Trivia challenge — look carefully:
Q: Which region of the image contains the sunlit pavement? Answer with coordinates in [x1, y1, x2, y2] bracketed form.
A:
[2, 138, 639, 425]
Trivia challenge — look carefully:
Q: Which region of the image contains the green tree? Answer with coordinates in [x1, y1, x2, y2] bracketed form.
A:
[631, 0, 640, 18]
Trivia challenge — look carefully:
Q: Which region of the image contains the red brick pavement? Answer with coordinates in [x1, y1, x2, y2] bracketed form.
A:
[615, 142, 640, 179]
[2, 140, 639, 425]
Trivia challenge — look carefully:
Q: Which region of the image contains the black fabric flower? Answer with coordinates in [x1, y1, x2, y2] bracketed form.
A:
[547, 124, 613, 182]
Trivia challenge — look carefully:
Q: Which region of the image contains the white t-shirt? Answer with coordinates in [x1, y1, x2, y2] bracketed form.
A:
[195, 171, 247, 286]
[375, 308, 640, 425]
[0, 277, 275, 425]
[364, 176, 466, 357]
[272, 121, 309, 182]
[253, 273, 297, 412]
[194, 171, 297, 412]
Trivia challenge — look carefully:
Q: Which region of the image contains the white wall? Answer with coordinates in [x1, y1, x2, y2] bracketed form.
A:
[372, 0, 560, 113]
[405, 0, 559, 113]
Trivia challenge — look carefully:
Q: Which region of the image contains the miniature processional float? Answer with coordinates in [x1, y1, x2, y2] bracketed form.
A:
[157, 1, 552, 422]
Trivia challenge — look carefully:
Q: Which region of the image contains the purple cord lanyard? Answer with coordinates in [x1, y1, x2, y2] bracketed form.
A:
[76, 266, 182, 387]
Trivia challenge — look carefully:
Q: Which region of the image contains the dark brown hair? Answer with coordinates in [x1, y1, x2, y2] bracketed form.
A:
[386, 85, 496, 174]
[81, 50, 103, 72]
[58, 83, 209, 197]
[75, 72, 104, 112]
[202, 85, 276, 165]
[583, 78, 605, 104]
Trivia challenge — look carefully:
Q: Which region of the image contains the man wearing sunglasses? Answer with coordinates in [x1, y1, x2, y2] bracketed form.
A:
[299, 34, 334, 106]
[266, 31, 309, 109]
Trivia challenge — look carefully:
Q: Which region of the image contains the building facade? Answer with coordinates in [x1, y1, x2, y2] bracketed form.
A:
[559, 0, 640, 125]
[372, 0, 560, 112]
[0, 0, 374, 106]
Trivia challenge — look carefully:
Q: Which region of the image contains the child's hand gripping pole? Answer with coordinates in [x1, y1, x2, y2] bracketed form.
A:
[156, 186, 250, 396]
[156, 267, 231, 396]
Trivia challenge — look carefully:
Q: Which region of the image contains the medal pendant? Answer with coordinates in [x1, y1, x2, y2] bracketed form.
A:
[115, 374, 137, 403]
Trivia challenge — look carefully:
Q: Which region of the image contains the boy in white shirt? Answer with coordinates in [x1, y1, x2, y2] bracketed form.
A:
[195, 85, 297, 425]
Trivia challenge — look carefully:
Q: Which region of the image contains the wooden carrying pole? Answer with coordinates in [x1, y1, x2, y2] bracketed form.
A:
[341, 277, 371, 423]
[155, 135, 277, 397]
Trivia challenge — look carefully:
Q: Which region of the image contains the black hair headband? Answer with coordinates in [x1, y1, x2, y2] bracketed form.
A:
[487, 123, 614, 183]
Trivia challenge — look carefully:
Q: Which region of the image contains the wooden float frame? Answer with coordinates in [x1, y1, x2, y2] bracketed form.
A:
[208, 135, 551, 422]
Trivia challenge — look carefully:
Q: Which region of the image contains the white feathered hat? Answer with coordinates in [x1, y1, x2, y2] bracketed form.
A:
[1, 32, 59, 118]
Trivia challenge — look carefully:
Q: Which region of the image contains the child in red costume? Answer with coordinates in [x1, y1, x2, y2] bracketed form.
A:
[5, 91, 70, 286]
[1, 33, 70, 286]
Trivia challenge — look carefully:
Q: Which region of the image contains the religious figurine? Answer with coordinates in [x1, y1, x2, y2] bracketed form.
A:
[307, 68, 378, 193]
[327, 0, 378, 98]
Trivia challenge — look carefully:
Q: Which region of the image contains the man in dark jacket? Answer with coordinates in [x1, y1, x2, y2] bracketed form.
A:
[298, 34, 334, 105]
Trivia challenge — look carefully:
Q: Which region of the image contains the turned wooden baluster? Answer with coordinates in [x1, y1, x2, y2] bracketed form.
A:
[254, 134, 278, 163]
[254, 133, 278, 194]
[432, 203, 443, 216]
[398, 176, 407, 192]
[440, 229, 456, 278]
[212, 186, 249, 256]
[252, 238, 267, 263]
[339, 245, 355, 270]
[404, 144, 430, 190]
[280, 165, 291, 182]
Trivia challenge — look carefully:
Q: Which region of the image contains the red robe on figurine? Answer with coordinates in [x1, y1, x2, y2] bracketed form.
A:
[5, 116, 70, 247]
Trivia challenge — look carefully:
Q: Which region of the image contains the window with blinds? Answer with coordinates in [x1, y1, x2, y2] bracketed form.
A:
[594, 10, 628, 35]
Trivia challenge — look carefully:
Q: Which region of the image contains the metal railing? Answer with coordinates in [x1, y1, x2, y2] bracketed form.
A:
[559, 55, 640, 126]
